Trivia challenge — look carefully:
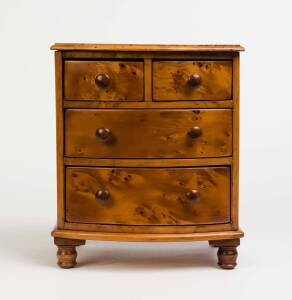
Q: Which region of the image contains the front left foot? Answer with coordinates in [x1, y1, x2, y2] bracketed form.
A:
[54, 237, 85, 268]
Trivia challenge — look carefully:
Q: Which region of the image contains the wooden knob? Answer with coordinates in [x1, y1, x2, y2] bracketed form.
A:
[95, 73, 110, 88]
[187, 126, 202, 139]
[96, 189, 110, 202]
[186, 190, 200, 202]
[96, 127, 112, 142]
[188, 73, 202, 87]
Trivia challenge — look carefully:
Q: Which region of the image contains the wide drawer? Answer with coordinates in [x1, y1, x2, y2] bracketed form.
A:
[153, 60, 232, 101]
[65, 109, 232, 158]
[66, 167, 231, 225]
[64, 61, 144, 101]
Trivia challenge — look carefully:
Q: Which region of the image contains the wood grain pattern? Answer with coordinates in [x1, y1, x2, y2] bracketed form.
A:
[65, 167, 231, 225]
[52, 228, 244, 242]
[153, 61, 232, 100]
[64, 157, 232, 167]
[62, 51, 235, 60]
[54, 52, 65, 227]
[51, 44, 244, 269]
[144, 58, 152, 101]
[63, 221, 235, 234]
[63, 100, 233, 109]
[232, 53, 240, 228]
[65, 109, 232, 158]
[64, 61, 144, 101]
[51, 43, 245, 52]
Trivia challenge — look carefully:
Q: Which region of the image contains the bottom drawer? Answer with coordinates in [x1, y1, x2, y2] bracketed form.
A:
[65, 166, 231, 226]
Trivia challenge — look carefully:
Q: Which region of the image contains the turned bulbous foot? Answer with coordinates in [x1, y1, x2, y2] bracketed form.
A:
[217, 247, 238, 269]
[209, 238, 240, 270]
[54, 237, 85, 268]
[57, 245, 78, 268]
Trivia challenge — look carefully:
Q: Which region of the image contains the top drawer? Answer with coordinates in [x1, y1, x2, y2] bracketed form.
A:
[64, 61, 144, 101]
[153, 61, 232, 101]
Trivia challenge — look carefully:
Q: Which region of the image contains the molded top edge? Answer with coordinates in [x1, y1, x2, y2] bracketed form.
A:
[50, 43, 245, 52]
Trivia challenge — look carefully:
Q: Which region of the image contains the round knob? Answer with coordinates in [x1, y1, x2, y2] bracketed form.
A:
[95, 73, 110, 88]
[96, 127, 112, 142]
[96, 189, 110, 202]
[186, 190, 200, 202]
[187, 126, 202, 139]
[187, 73, 202, 87]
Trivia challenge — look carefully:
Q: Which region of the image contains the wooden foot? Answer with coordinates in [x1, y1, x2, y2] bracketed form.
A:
[54, 237, 85, 268]
[209, 238, 240, 269]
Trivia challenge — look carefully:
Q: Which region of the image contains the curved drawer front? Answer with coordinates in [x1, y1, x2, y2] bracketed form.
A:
[64, 61, 144, 101]
[65, 109, 232, 158]
[66, 167, 231, 225]
[153, 60, 232, 101]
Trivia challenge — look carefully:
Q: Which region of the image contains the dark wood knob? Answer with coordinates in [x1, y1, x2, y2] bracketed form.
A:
[186, 190, 200, 202]
[95, 73, 110, 88]
[187, 126, 202, 139]
[96, 189, 110, 202]
[96, 127, 112, 142]
[187, 73, 202, 87]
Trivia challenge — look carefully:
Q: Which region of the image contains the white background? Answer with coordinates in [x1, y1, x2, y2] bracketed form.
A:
[1, 0, 291, 299]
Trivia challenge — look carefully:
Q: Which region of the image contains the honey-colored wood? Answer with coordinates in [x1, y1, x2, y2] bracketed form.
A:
[232, 53, 240, 228]
[63, 100, 233, 109]
[209, 238, 240, 269]
[64, 157, 232, 167]
[62, 51, 235, 60]
[51, 43, 244, 269]
[52, 228, 244, 242]
[144, 58, 152, 101]
[64, 61, 144, 101]
[55, 52, 65, 227]
[63, 222, 235, 234]
[153, 61, 232, 100]
[65, 109, 232, 159]
[51, 43, 244, 52]
[54, 237, 85, 268]
[66, 166, 231, 225]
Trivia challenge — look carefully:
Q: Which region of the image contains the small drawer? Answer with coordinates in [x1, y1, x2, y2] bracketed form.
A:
[64, 61, 144, 101]
[66, 167, 231, 225]
[153, 60, 232, 101]
[65, 109, 232, 159]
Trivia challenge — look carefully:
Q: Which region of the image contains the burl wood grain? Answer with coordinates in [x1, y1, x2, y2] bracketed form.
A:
[65, 109, 232, 158]
[153, 61, 232, 100]
[66, 167, 231, 225]
[64, 61, 144, 101]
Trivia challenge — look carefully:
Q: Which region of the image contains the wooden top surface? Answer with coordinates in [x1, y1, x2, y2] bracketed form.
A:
[50, 43, 244, 52]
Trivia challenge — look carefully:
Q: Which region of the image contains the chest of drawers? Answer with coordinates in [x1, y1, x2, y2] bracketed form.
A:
[51, 43, 244, 269]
